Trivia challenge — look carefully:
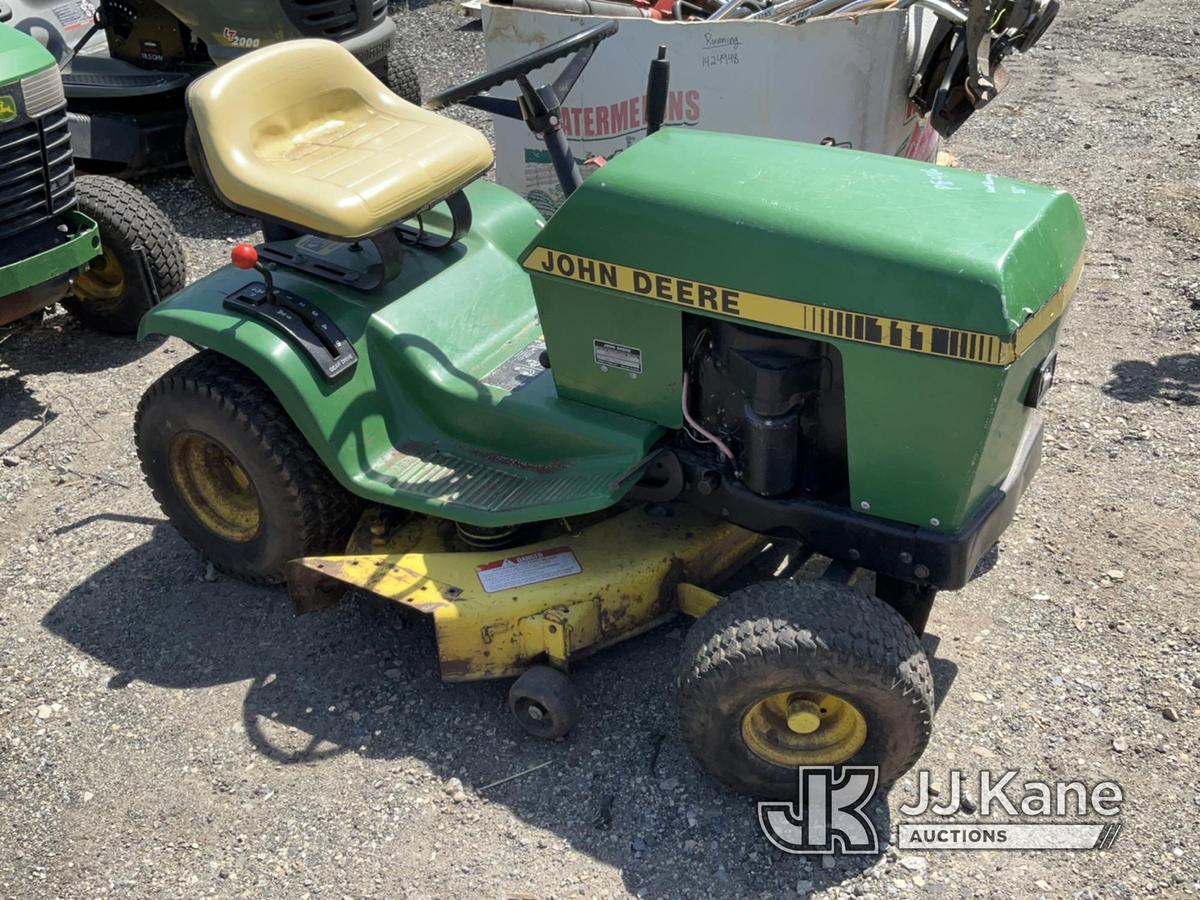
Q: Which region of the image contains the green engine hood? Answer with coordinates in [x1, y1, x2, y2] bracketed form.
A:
[528, 129, 1085, 338]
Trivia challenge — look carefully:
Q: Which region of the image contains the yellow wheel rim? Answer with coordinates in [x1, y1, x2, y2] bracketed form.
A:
[167, 432, 262, 543]
[72, 248, 126, 301]
[741, 691, 867, 767]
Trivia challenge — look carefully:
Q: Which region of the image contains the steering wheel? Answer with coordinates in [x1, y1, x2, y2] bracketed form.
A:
[427, 20, 618, 111]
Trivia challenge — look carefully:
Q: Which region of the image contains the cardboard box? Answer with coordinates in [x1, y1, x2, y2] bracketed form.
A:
[482, 4, 941, 215]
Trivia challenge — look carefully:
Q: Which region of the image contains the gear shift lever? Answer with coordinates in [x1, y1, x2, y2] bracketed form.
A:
[231, 243, 275, 303]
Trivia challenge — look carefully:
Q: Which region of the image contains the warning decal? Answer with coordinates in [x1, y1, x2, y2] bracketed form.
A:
[482, 337, 547, 393]
[476, 547, 582, 593]
[523, 247, 1084, 368]
[594, 339, 642, 374]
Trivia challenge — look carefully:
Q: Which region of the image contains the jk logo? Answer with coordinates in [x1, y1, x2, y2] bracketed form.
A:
[758, 766, 880, 855]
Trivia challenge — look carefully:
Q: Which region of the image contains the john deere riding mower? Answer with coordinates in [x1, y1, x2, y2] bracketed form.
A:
[133, 23, 1084, 797]
[0, 22, 183, 332]
[5, 0, 420, 176]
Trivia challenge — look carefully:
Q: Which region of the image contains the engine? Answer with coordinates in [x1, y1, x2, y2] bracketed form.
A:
[685, 319, 849, 502]
[103, 0, 207, 69]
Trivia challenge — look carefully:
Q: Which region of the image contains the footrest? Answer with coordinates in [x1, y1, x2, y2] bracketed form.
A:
[63, 71, 190, 90]
[372, 444, 623, 514]
[62, 58, 191, 97]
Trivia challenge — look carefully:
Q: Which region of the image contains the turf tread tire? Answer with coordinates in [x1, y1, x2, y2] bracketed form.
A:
[62, 175, 186, 334]
[375, 39, 421, 105]
[135, 351, 361, 584]
[678, 579, 934, 798]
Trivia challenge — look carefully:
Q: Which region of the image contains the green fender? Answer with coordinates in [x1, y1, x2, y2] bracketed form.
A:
[139, 180, 662, 525]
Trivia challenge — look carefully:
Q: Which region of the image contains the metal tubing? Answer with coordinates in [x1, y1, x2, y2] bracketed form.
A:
[745, 0, 822, 21]
[781, 0, 857, 19]
[709, 0, 758, 20]
[763, 0, 967, 23]
[832, 0, 895, 13]
[497, 0, 648, 17]
[896, 0, 968, 24]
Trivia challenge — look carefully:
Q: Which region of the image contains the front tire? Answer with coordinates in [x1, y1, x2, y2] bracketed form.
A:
[135, 351, 361, 583]
[62, 175, 186, 334]
[677, 579, 934, 798]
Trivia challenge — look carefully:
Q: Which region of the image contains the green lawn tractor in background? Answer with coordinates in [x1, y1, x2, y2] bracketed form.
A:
[133, 24, 1084, 798]
[4, 0, 420, 176]
[0, 22, 183, 332]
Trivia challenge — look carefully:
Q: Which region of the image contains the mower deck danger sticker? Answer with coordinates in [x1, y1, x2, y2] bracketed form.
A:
[476, 547, 582, 593]
[594, 340, 642, 374]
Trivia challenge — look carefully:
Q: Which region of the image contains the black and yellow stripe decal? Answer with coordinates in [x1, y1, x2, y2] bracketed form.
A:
[524, 248, 1082, 367]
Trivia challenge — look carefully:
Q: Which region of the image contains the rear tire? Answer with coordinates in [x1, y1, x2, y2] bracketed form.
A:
[135, 351, 361, 583]
[372, 38, 422, 105]
[677, 579, 934, 798]
[62, 175, 186, 334]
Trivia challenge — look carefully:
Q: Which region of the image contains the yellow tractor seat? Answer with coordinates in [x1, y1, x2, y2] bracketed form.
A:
[187, 39, 494, 241]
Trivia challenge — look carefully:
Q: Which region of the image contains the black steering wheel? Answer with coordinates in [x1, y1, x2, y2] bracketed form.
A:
[427, 20, 618, 111]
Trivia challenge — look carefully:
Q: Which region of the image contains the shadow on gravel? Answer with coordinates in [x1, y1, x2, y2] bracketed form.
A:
[0, 316, 165, 378]
[0, 319, 166, 443]
[0, 367, 56, 450]
[970, 543, 1000, 580]
[921, 634, 959, 714]
[1103, 353, 1200, 406]
[43, 525, 952, 896]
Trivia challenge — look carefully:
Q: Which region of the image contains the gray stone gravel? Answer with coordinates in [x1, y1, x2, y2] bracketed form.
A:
[2, 0, 1199, 897]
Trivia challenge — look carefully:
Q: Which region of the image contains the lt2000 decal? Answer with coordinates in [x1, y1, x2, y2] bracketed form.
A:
[221, 28, 261, 48]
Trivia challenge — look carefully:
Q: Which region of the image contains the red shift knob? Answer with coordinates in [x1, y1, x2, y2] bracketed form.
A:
[231, 243, 259, 270]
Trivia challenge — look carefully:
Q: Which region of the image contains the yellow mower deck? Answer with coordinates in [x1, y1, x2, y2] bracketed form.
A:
[286, 505, 767, 681]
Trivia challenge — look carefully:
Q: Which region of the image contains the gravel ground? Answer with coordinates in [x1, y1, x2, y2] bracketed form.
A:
[2, 0, 1199, 897]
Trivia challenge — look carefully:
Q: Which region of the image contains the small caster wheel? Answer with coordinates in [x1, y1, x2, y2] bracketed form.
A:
[508, 665, 580, 739]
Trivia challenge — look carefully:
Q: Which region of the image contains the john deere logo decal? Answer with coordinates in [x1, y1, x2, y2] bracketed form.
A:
[0, 95, 17, 123]
[525, 246, 1084, 367]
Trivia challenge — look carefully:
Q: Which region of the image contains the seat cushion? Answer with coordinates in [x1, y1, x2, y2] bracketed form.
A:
[188, 39, 494, 240]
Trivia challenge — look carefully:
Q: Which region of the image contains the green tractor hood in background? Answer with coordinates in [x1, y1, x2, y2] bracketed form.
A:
[0, 26, 104, 313]
[0, 22, 56, 85]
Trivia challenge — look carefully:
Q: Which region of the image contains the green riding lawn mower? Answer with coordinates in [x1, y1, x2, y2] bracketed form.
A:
[4, 0, 420, 176]
[0, 21, 184, 332]
[132, 22, 1084, 798]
